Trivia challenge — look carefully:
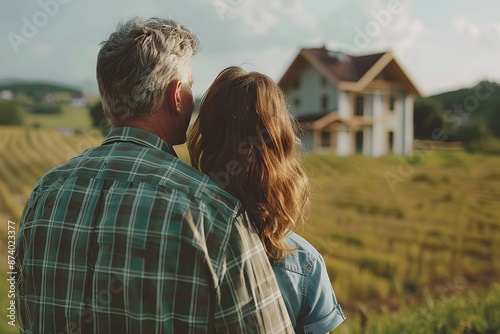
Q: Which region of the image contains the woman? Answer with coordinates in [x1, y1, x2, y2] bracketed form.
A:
[188, 67, 345, 333]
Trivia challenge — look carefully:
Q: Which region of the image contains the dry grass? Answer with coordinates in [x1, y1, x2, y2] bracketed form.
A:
[300, 150, 500, 323]
[1, 126, 499, 332]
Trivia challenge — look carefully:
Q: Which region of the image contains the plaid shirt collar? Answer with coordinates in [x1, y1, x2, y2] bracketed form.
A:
[102, 126, 178, 158]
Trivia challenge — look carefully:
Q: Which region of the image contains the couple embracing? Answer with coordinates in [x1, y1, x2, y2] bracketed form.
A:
[15, 17, 345, 334]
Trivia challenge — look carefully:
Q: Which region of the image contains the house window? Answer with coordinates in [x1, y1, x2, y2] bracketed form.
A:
[355, 96, 364, 116]
[321, 131, 331, 147]
[388, 131, 394, 153]
[320, 76, 328, 88]
[321, 95, 328, 112]
[389, 95, 396, 111]
[355, 131, 363, 154]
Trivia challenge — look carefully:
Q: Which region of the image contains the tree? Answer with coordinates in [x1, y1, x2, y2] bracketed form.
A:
[413, 98, 444, 140]
[31, 103, 62, 114]
[0, 99, 23, 125]
[456, 120, 491, 152]
[486, 106, 500, 138]
[89, 100, 110, 135]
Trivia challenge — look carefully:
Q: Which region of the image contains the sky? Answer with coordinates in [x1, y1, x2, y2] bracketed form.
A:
[1, 0, 500, 98]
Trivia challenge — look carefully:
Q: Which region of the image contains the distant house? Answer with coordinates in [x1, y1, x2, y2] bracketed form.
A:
[279, 47, 421, 157]
[70, 91, 87, 107]
[0, 89, 13, 100]
[42, 92, 57, 104]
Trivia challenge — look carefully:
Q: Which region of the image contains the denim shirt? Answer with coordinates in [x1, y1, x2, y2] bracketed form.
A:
[272, 233, 346, 334]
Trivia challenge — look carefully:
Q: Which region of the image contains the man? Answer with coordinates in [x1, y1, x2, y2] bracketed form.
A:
[15, 17, 293, 333]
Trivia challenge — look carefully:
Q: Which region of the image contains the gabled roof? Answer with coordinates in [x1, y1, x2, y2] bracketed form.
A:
[279, 47, 421, 96]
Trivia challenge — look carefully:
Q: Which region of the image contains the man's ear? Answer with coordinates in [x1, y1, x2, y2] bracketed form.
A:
[167, 80, 183, 115]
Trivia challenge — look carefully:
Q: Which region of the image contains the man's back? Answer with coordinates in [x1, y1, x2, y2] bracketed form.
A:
[15, 127, 293, 333]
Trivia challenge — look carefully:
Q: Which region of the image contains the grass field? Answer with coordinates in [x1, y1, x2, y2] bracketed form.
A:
[0, 125, 499, 332]
[22, 105, 94, 129]
[300, 151, 500, 332]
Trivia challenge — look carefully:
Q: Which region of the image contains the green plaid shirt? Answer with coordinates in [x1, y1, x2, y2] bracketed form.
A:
[15, 127, 294, 334]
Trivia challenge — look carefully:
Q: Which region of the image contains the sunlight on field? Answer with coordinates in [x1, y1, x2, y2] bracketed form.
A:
[0, 126, 103, 226]
[299, 151, 500, 331]
[22, 105, 93, 129]
[0, 125, 499, 332]
[0, 126, 103, 332]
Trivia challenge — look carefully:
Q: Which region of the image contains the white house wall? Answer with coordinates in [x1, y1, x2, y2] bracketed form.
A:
[371, 91, 386, 157]
[336, 130, 350, 156]
[365, 89, 415, 157]
[285, 65, 339, 117]
[323, 79, 339, 113]
[385, 92, 404, 155]
[338, 91, 350, 118]
[362, 126, 373, 156]
[404, 95, 414, 155]
[364, 94, 373, 117]
[394, 97, 404, 155]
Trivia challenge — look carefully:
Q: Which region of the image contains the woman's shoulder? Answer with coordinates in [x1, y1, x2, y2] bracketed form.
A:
[286, 232, 321, 257]
[273, 232, 322, 276]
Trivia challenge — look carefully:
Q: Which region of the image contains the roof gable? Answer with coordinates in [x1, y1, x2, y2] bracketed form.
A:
[279, 47, 420, 96]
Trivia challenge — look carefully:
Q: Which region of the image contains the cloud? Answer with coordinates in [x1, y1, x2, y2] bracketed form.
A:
[452, 17, 481, 38]
[451, 16, 500, 41]
[318, 0, 418, 54]
[2, 0, 500, 99]
[375, 18, 425, 56]
[279, 0, 318, 30]
[240, 46, 295, 80]
[221, 0, 318, 36]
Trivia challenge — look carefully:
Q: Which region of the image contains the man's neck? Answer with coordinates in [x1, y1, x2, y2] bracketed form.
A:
[119, 117, 175, 146]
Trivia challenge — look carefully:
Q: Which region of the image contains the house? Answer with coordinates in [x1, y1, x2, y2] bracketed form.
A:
[279, 47, 421, 157]
[70, 91, 87, 107]
[42, 92, 57, 104]
[0, 89, 13, 100]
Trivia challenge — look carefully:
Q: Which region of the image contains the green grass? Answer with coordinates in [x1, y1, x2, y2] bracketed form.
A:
[172, 143, 190, 164]
[344, 283, 500, 333]
[22, 105, 93, 130]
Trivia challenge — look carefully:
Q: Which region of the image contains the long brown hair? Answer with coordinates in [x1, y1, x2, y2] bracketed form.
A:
[188, 66, 310, 261]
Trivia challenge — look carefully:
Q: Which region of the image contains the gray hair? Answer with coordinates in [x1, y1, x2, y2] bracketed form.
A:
[96, 17, 199, 125]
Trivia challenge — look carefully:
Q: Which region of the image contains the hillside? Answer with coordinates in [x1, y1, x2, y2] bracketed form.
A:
[0, 81, 81, 96]
[0, 126, 499, 332]
[0, 80, 91, 130]
[427, 80, 500, 136]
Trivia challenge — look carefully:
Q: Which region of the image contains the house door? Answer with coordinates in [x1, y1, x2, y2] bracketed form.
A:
[388, 131, 394, 153]
[355, 131, 363, 154]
